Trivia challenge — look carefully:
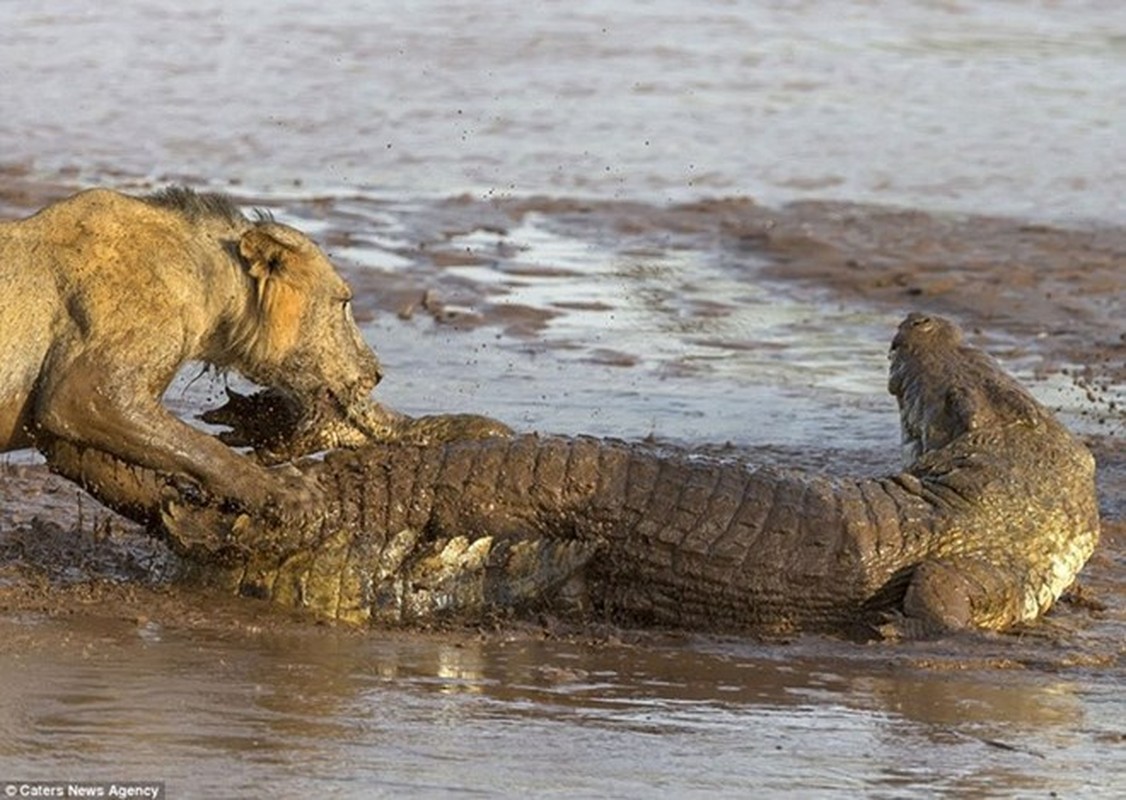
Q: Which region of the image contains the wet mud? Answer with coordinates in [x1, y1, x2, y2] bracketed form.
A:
[1, 180, 1123, 796]
[1, 180, 1121, 647]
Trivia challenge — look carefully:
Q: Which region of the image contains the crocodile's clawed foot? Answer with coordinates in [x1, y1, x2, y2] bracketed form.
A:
[200, 387, 348, 464]
[199, 387, 304, 450]
[872, 611, 945, 642]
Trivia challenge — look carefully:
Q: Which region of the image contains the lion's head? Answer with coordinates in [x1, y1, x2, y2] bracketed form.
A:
[229, 220, 382, 419]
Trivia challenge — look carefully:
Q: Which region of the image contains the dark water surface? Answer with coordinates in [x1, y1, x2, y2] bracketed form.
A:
[1, 1, 1124, 797]
[0, 613, 1121, 799]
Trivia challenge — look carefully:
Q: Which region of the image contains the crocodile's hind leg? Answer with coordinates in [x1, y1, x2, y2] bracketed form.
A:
[899, 556, 1028, 635]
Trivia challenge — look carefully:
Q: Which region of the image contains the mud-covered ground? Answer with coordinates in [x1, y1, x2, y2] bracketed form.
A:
[1, 173, 1122, 651]
[1, 177, 1123, 797]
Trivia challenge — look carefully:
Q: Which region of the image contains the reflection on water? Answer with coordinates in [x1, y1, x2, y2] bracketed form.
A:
[352, 201, 906, 450]
[0, 615, 1119, 798]
[441, 213, 893, 390]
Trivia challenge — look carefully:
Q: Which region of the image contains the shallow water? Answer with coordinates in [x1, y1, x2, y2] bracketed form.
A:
[2, 0, 1124, 221]
[3, 205, 1121, 798]
[0, 614, 1121, 799]
[1, 2, 1124, 797]
[352, 208, 905, 449]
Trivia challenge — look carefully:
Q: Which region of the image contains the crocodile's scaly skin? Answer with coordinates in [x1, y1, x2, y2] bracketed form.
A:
[44, 315, 1101, 637]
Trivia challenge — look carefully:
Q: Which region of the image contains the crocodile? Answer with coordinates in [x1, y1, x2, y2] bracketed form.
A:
[198, 386, 514, 465]
[42, 314, 1100, 637]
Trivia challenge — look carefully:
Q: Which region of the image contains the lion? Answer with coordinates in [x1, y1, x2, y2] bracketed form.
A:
[0, 186, 382, 513]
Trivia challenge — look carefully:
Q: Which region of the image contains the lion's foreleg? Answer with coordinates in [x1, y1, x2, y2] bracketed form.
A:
[34, 360, 313, 513]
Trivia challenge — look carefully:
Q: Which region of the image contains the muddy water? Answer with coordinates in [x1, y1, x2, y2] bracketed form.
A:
[2, 2, 1125, 798]
[2, 201, 1122, 799]
[0, 613, 1120, 799]
[2, 0, 1124, 221]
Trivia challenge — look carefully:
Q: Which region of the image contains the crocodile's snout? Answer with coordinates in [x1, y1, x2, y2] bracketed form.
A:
[890, 312, 947, 355]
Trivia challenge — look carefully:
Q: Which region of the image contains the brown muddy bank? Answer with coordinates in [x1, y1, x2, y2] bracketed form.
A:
[0, 181, 1122, 660]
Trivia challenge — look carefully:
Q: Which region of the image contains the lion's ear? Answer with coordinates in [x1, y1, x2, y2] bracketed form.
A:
[237, 227, 308, 357]
[238, 226, 295, 284]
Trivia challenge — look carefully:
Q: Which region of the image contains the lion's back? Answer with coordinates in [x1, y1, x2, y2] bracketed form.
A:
[3, 190, 230, 340]
[1, 190, 222, 397]
[0, 203, 70, 375]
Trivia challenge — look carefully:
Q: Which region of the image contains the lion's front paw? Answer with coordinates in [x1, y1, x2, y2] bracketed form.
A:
[162, 467, 323, 561]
